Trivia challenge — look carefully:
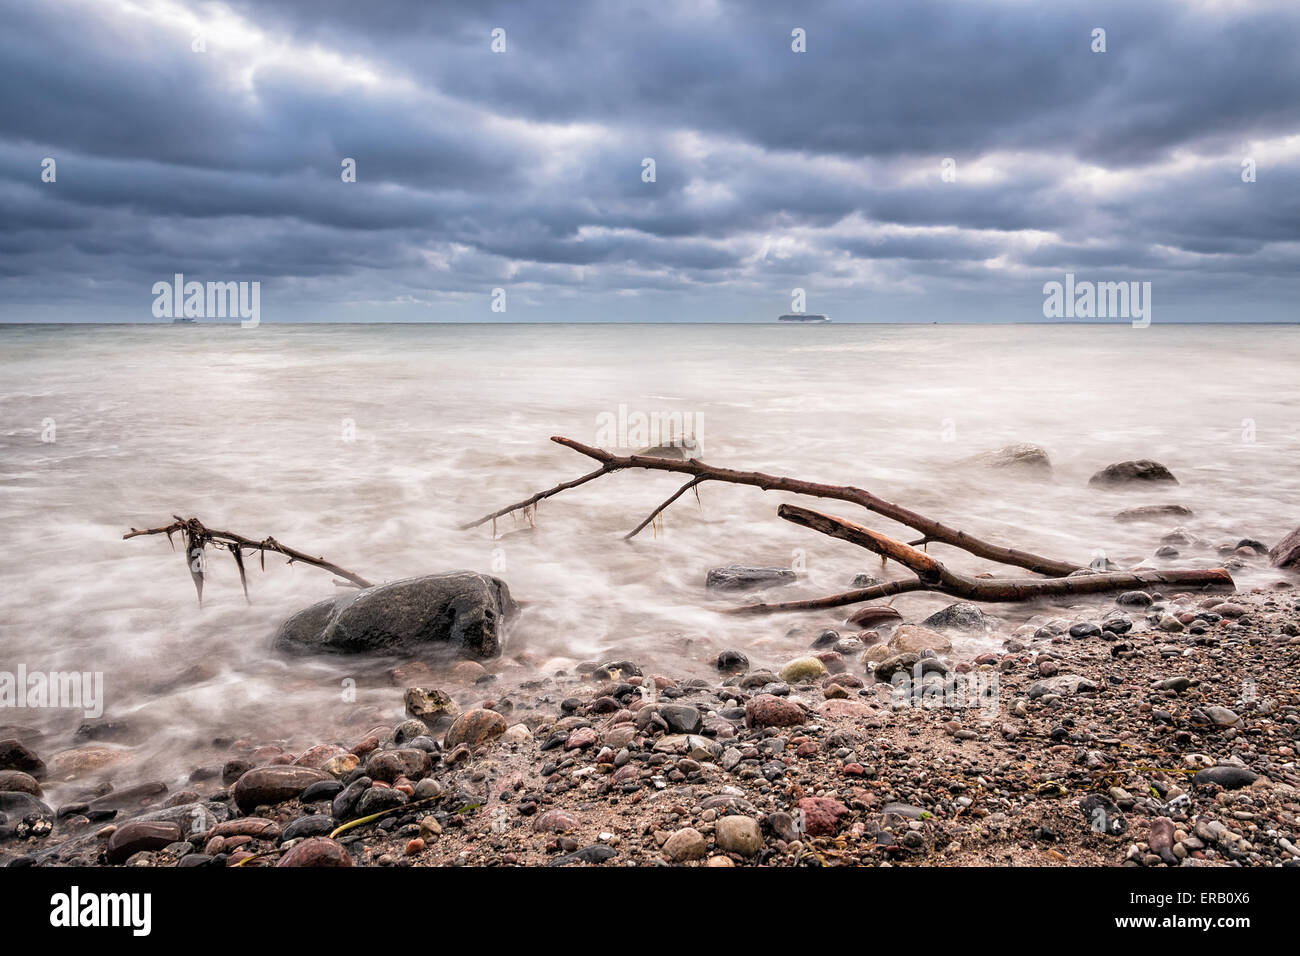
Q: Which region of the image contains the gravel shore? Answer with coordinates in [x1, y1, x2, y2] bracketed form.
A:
[4, 579, 1299, 868]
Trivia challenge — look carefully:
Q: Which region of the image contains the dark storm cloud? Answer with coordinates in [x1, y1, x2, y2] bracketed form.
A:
[0, 0, 1297, 321]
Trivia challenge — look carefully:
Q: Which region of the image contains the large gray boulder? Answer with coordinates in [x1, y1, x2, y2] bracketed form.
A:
[273, 572, 518, 660]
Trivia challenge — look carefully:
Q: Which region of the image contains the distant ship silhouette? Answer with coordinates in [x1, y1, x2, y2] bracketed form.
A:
[777, 313, 830, 322]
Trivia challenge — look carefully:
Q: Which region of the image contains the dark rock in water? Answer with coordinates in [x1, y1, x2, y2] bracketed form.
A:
[851, 573, 882, 589]
[716, 649, 749, 672]
[1270, 526, 1300, 568]
[106, 821, 183, 864]
[87, 782, 168, 812]
[1193, 766, 1258, 790]
[549, 844, 618, 866]
[73, 720, 138, 744]
[232, 766, 333, 813]
[276, 836, 353, 867]
[1114, 504, 1194, 523]
[1236, 538, 1267, 555]
[1088, 460, 1178, 488]
[1069, 622, 1102, 638]
[922, 602, 988, 631]
[705, 566, 796, 592]
[636, 437, 702, 460]
[812, 630, 839, 648]
[0, 791, 53, 820]
[0, 740, 45, 779]
[273, 572, 518, 660]
[1116, 591, 1153, 607]
[957, 443, 1052, 477]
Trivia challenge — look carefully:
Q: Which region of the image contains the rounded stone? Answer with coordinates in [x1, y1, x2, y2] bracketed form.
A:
[443, 709, 508, 748]
[663, 827, 707, 861]
[232, 766, 333, 813]
[276, 836, 353, 867]
[714, 815, 764, 857]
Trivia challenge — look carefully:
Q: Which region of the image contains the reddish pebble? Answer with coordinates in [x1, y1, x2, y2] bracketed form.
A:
[406, 838, 425, 855]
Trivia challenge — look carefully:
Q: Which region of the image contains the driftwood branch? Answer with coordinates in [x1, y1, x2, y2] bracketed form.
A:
[124, 515, 373, 606]
[726, 504, 1235, 617]
[625, 476, 706, 540]
[463, 436, 1080, 577]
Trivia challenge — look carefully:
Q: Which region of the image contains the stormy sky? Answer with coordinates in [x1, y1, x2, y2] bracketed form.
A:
[1, 0, 1297, 323]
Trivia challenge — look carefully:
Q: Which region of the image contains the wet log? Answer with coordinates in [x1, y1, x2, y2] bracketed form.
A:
[726, 504, 1235, 616]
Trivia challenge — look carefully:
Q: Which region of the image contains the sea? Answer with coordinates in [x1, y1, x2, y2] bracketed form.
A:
[1, 322, 1297, 797]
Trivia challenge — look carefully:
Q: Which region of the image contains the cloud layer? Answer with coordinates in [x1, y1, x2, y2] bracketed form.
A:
[2, 0, 1297, 322]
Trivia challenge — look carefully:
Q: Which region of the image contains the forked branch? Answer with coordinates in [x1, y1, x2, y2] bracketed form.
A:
[124, 515, 373, 606]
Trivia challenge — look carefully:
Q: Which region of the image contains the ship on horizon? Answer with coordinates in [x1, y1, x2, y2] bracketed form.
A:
[777, 313, 831, 322]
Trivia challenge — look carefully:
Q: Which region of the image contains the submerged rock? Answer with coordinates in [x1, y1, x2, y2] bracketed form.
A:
[1114, 504, 1194, 523]
[705, 566, 796, 592]
[0, 739, 45, 779]
[957, 443, 1052, 477]
[273, 572, 518, 660]
[1088, 460, 1178, 488]
[921, 603, 988, 632]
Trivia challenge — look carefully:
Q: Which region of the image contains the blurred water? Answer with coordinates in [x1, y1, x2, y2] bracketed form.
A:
[0, 322, 1296, 798]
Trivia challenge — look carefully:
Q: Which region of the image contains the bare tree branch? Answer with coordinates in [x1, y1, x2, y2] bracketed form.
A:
[125, 516, 373, 605]
[463, 436, 1081, 577]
